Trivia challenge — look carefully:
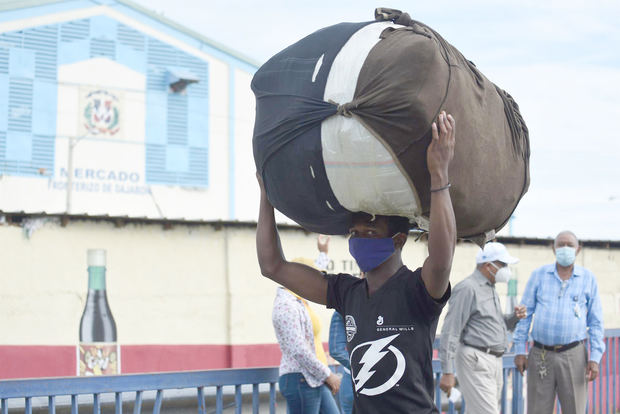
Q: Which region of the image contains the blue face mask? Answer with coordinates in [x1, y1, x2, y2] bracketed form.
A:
[349, 235, 398, 272]
[556, 246, 576, 267]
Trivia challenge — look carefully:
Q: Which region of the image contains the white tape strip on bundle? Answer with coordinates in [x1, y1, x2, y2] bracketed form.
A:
[321, 22, 421, 220]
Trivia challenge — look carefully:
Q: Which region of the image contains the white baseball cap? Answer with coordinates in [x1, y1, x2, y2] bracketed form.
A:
[476, 242, 519, 264]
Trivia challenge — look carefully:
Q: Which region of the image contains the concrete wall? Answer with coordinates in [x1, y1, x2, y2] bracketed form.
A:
[0, 217, 618, 378]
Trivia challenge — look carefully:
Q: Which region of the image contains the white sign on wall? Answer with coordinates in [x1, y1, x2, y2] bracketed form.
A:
[79, 87, 125, 139]
[47, 58, 158, 216]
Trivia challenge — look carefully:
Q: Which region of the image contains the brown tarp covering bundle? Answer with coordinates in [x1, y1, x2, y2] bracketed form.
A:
[343, 9, 530, 241]
[252, 8, 530, 243]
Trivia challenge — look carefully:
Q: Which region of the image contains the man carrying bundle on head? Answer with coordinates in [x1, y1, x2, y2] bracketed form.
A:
[256, 111, 456, 413]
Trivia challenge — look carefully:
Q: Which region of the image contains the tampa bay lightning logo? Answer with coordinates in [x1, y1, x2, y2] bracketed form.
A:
[350, 334, 405, 396]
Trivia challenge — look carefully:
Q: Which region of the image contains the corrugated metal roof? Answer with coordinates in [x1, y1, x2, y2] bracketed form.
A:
[0, 0, 262, 68]
[2, 210, 620, 247]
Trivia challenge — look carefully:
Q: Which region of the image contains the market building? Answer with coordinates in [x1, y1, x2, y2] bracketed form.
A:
[1, 0, 618, 380]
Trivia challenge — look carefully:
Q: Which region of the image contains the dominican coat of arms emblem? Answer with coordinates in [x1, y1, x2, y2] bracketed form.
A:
[83, 89, 121, 136]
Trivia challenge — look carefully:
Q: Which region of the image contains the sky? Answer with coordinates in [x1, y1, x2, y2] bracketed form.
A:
[133, 0, 620, 241]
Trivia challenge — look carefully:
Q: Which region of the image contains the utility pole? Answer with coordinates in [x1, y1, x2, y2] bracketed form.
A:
[66, 136, 84, 214]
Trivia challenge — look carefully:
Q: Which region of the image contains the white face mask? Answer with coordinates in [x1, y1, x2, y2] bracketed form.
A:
[489, 262, 512, 283]
[555, 246, 576, 267]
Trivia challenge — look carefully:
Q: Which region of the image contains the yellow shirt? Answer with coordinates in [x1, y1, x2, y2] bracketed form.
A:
[289, 290, 327, 365]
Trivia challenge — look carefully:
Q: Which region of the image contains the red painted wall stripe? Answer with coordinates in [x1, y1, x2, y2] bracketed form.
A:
[230, 343, 283, 368]
[0, 346, 76, 379]
[0, 344, 285, 379]
[121, 345, 232, 373]
[0, 343, 337, 379]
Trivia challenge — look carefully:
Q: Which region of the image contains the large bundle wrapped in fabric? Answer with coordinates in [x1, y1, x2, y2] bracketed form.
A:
[252, 8, 529, 243]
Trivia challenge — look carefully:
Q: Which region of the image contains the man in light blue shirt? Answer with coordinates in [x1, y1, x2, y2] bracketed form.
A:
[513, 231, 605, 414]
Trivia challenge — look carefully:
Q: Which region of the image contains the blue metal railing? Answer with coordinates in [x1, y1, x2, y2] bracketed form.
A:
[587, 331, 619, 414]
[0, 360, 520, 414]
[1, 329, 618, 414]
[0, 368, 281, 414]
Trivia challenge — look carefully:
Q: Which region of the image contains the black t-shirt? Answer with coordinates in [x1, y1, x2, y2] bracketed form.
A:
[327, 266, 450, 414]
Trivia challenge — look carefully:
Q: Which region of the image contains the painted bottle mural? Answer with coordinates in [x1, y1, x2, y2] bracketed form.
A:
[78, 249, 119, 376]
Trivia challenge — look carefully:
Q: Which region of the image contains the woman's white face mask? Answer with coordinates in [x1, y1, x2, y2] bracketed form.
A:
[489, 262, 512, 283]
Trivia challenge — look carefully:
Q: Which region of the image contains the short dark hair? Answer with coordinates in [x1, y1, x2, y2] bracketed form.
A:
[387, 215, 411, 236]
[351, 212, 411, 236]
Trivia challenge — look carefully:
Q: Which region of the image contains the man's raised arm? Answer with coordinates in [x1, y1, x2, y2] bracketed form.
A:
[421, 111, 457, 299]
[256, 174, 329, 305]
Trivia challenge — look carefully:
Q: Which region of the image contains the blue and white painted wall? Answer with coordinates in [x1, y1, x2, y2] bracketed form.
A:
[0, 0, 259, 221]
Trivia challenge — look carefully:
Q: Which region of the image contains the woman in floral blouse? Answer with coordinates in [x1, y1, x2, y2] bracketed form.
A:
[272, 238, 341, 413]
